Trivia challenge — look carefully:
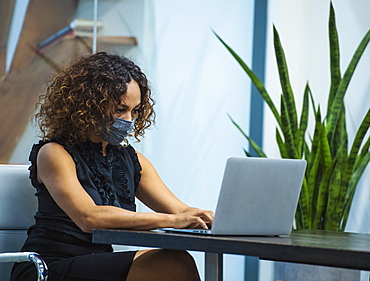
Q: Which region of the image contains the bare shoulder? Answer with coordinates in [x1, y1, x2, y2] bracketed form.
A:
[38, 142, 73, 163]
[37, 142, 76, 183]
[40, 141, 69, 151]
[37, 142, 73, 159]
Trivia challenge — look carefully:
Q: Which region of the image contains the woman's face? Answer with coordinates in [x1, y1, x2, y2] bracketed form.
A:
[115, 80, 141, 121]
[90, 80, 141, 144]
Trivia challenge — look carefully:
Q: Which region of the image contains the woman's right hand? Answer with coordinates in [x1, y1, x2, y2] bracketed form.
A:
[170, 209, 214, 230]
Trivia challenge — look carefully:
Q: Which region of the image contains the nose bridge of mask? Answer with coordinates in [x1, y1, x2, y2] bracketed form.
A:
[101, 117, 135, 145]
[115, 117, 136, 133]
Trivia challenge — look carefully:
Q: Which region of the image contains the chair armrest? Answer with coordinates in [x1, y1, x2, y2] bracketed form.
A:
[0, 252, 48, 281]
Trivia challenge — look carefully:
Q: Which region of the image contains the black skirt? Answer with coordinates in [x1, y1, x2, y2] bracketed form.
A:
[10, 227, 136, 281]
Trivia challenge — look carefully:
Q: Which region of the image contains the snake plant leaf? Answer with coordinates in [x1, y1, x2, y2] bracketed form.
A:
[328, 2, 341, 107]
[243, 148, 252, 157]
[307, 147, 320, 212]
[276, 128, 288, 158]
[342, 109, 370, 187]
[325, 144, 348, 231]
[305, 108, 323, 223]
[308, 107, 322, 174]
[347, 151, 370, 205]
[320, 125, 332, 170]
[327, 28, 370, 142]
[227, 114, 267, 157]
[329, 155, 356, 231]
[356, 134, 370, 170]
[330, 107, 348, 159]
[296, 177, 310, 229]
[214, 31, 282, 129]
[280, 95, 298, 159]
[306, 145, 320, 224]
[313, 142, 345, 229]
[341, 151, 370, 230]
[308, 86, 317, 117]
[339, 150, 370, 231]
[295, 209, 302, 229]
[273, 25, 298, 138]
[303, 141, 311, 164]
[296, 83, 310, 157]
[325, 167, 344, 231]
[348, 109, 370, 167]
[312, 162, 332, 229]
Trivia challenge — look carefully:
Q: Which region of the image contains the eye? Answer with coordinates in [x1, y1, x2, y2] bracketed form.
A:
[116, 107, 127, 114]
[132, 107, 142, 117]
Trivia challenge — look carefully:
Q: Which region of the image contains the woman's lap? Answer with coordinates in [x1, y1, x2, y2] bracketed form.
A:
[10, 228, 199, 280]
[11, 227, 137, 280]
[11, 251, 137, 281]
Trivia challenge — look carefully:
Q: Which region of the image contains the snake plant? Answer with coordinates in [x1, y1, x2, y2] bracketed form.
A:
[215, 3, 370, 231]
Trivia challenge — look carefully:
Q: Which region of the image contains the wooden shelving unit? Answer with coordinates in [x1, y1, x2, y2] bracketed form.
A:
[63, 33, 138, 49]
[0, 0, 16, 76]
[0, 0, 139, 163]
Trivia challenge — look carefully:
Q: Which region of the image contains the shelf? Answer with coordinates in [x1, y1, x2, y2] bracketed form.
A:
[66, 33, 137, 46]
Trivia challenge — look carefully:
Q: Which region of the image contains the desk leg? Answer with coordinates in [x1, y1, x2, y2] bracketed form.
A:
[205, 252, 223, 281]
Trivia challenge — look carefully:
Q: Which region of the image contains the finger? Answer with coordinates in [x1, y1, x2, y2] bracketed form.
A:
[186, 217, 207, 230]
[198, 211, 214, 223]
[195, 217, 208, 229]
[204, 211, 215, 221]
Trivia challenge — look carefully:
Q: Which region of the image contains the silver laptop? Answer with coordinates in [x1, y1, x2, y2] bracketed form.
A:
[159, 157, 306, 236]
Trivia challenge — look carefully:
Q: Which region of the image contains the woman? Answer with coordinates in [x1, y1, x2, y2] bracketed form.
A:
[11, 52, 214, 281]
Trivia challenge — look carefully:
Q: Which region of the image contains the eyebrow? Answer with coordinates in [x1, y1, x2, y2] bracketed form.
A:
[117, 103, 141, 109]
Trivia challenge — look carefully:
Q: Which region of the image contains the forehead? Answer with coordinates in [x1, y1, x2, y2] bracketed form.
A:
[119, 80, 141, 105]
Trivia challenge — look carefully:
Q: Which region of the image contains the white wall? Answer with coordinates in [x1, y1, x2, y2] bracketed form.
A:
[139, 1, 254, 279]
[141, 0, 254, 215]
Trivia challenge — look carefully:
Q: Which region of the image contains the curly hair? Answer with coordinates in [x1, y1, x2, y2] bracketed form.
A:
[36, 52, 155, 145]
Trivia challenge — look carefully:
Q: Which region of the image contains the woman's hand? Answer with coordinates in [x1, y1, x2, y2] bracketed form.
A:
[170, 208, 214, 230]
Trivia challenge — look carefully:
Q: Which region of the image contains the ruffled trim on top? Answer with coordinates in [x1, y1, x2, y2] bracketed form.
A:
[29, 141, 46, 189]
[126, 145, 142, 191]
[111, 145, 142, 211]
[77, 140, 119, 206]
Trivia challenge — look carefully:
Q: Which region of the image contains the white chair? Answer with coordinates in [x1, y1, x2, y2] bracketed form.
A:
[0, 164, 48, 280]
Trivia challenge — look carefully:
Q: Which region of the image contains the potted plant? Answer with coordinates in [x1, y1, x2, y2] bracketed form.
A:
[214, 2, 370, 231]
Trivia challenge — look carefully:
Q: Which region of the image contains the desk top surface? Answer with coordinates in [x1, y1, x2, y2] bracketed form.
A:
[92, 229, 370, 270]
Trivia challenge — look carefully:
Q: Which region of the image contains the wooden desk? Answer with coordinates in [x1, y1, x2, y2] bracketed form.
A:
[92, 229, 370, 281]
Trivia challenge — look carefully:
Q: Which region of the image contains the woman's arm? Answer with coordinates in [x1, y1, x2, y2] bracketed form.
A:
[37, 142, 212, 233]
[135, 151, 214, 223]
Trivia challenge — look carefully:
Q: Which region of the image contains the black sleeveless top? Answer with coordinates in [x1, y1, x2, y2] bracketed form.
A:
[28, 139, 142, 242]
